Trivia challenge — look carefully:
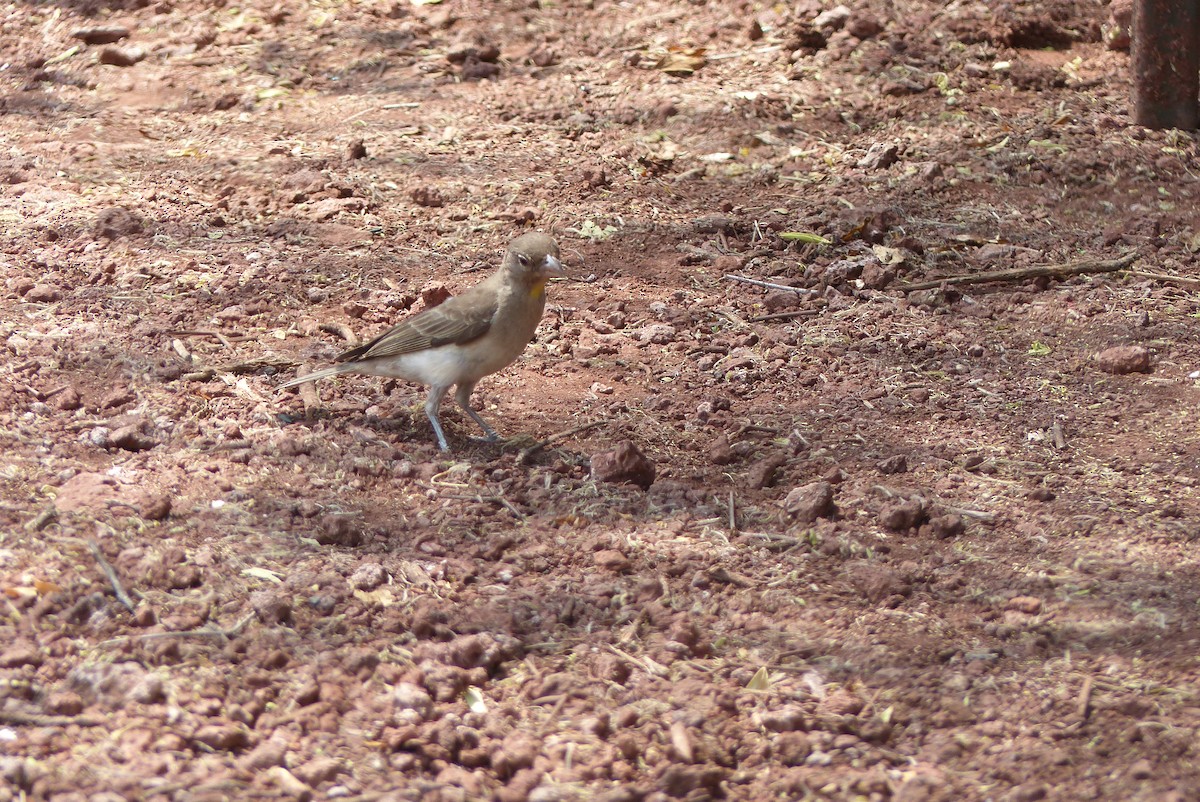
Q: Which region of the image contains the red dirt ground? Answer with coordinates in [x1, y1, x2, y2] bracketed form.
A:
[3, 0, 1200, 800]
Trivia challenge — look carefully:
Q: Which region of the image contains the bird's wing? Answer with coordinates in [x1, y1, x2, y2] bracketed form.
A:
[337, 290, 498, 363]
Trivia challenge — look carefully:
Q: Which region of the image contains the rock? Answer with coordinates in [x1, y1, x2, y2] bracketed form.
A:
[127, 674, 165, 704]
[0, 641, 42, 668]
[594, 549, 631, 572]
[240, 738, 289, 772]
[657, 765, 727, 797]
[755, 705, 807, 732]
[293, 756, 342, 786]
[140, 495, 172, 521]
[860, 261, 896, 289]
[250, 590, 294, 626]
[193, 723, 251, 751]
[52, 387, 82, 411]
[847, 14, 883, 39]
[349, 563, 388, 591]
[876, 455, 907, 474]
[419, 281, 452, 310]
[72, 26, 130, 45]
[879, 498, 926, 531]
[746, 454, 786, 489]
[56, 471, 121, 512]
[774, 731, 812, 766]
[1103, 0, 1132, 50]
[1006, 596, 1042, 615]
[25, 284, 61, 303]
[634, 323, 677, 345]
[101, 387, 136, 409]
[591, 441, 656, 489]
[94, 206, 144, 239]
[858, 142, 899, 170]
[846, 562, 911, 603]
[1095, 345, 1150, 374]
[812, 4, 851, 31]
[692, 214, 733, 234]
[108, 423, 155, 452]
[926, 514, 964, 539]
[708, 434, 737, 465]
[782, 481, 835, 522]
[98, 46, 146, 67]
[393, 682, 434, 721]
[461, 58, 501, 81]
[303, 197, 364, 221]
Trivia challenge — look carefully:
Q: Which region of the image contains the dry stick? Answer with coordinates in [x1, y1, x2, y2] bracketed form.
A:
[24, 504, 57, 533]
[1126, 270, 1200, 287]
[319, 322, 358, 345]
[0, 710, 105, 727]
[724, 274, 820, 294]
[1077, 675, 1094, 721]
[165, 329, 241, 348]
[516, 420, 606, 465]
[87, 539, 136, 612]
[900, 251, 1137, 292]
[727, 490, 738, 533]
[96, 613, 255, 649]
[443, 494, 526, 521]
[749, 309, 821, 323]
[1051, 420, 1067, 450]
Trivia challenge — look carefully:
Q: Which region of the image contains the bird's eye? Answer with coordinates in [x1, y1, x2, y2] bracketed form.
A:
[517, 254, 530, 267]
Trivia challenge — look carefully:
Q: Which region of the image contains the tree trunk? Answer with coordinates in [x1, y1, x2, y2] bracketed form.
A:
[1132, 0, 1200, 129]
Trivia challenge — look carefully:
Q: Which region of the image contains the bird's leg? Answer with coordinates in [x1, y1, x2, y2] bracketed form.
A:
[454, 383, 500, 442]
[424, 385, 452, 452]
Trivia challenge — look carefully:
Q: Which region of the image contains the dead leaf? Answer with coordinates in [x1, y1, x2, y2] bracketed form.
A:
[33, 579, 63, 595]
[654, 46, 707, 77]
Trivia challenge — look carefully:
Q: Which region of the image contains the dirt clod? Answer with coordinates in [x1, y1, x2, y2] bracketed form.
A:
[591, 441, 655, 489]
[1095, 345, 1151, 374]
[783, 481, 835, 522]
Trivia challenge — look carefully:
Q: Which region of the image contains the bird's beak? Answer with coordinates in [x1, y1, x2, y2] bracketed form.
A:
[541, 255, 565, 278]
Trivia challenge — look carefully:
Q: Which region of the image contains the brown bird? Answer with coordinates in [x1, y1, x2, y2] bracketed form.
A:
[282, 232, 563, 451]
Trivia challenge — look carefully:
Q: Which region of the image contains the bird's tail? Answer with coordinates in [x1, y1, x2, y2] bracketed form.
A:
[279, 365, 351, 389]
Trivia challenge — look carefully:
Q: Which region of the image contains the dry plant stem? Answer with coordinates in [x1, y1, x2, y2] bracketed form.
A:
[164, 329, 239, 348]
[443, 494, 525, 520]
[1077, 676, 1094, 721]
[88, 539, 136, 612]
[96, 613, 255, 649]
[724, 274, 820, 294]
[516, 420, 605, 465]
[24, 504, 57, 532]
[0, 710, 105, 727]
[749, 309, 821, 323]
[319, 322, 358, 345]
[1125, 270, 1200, 287]
[901, 251, 1137, 292]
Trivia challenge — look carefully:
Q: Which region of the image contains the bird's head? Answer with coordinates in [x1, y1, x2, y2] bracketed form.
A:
[505, 233, 564, 295]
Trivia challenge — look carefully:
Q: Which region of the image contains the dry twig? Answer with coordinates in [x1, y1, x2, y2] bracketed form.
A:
[724, 274, 820, 294]
[96, 613, 255, 649]
[0, 710, 105, 727]
[901, 251, 1136, 292]
[319, 322, 358, 345]
[88, 539, 136, 612]
[516, 420, 605, 465]
[24, 504, 57, 533]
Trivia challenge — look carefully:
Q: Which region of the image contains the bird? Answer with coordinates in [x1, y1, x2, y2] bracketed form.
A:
[282, 232, 564, 452]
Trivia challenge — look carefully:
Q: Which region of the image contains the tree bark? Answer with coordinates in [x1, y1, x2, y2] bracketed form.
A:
[1132, 0, 1200, 129]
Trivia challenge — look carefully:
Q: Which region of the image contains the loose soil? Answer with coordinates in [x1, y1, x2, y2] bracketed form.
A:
[2, 0, 1200, 800]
